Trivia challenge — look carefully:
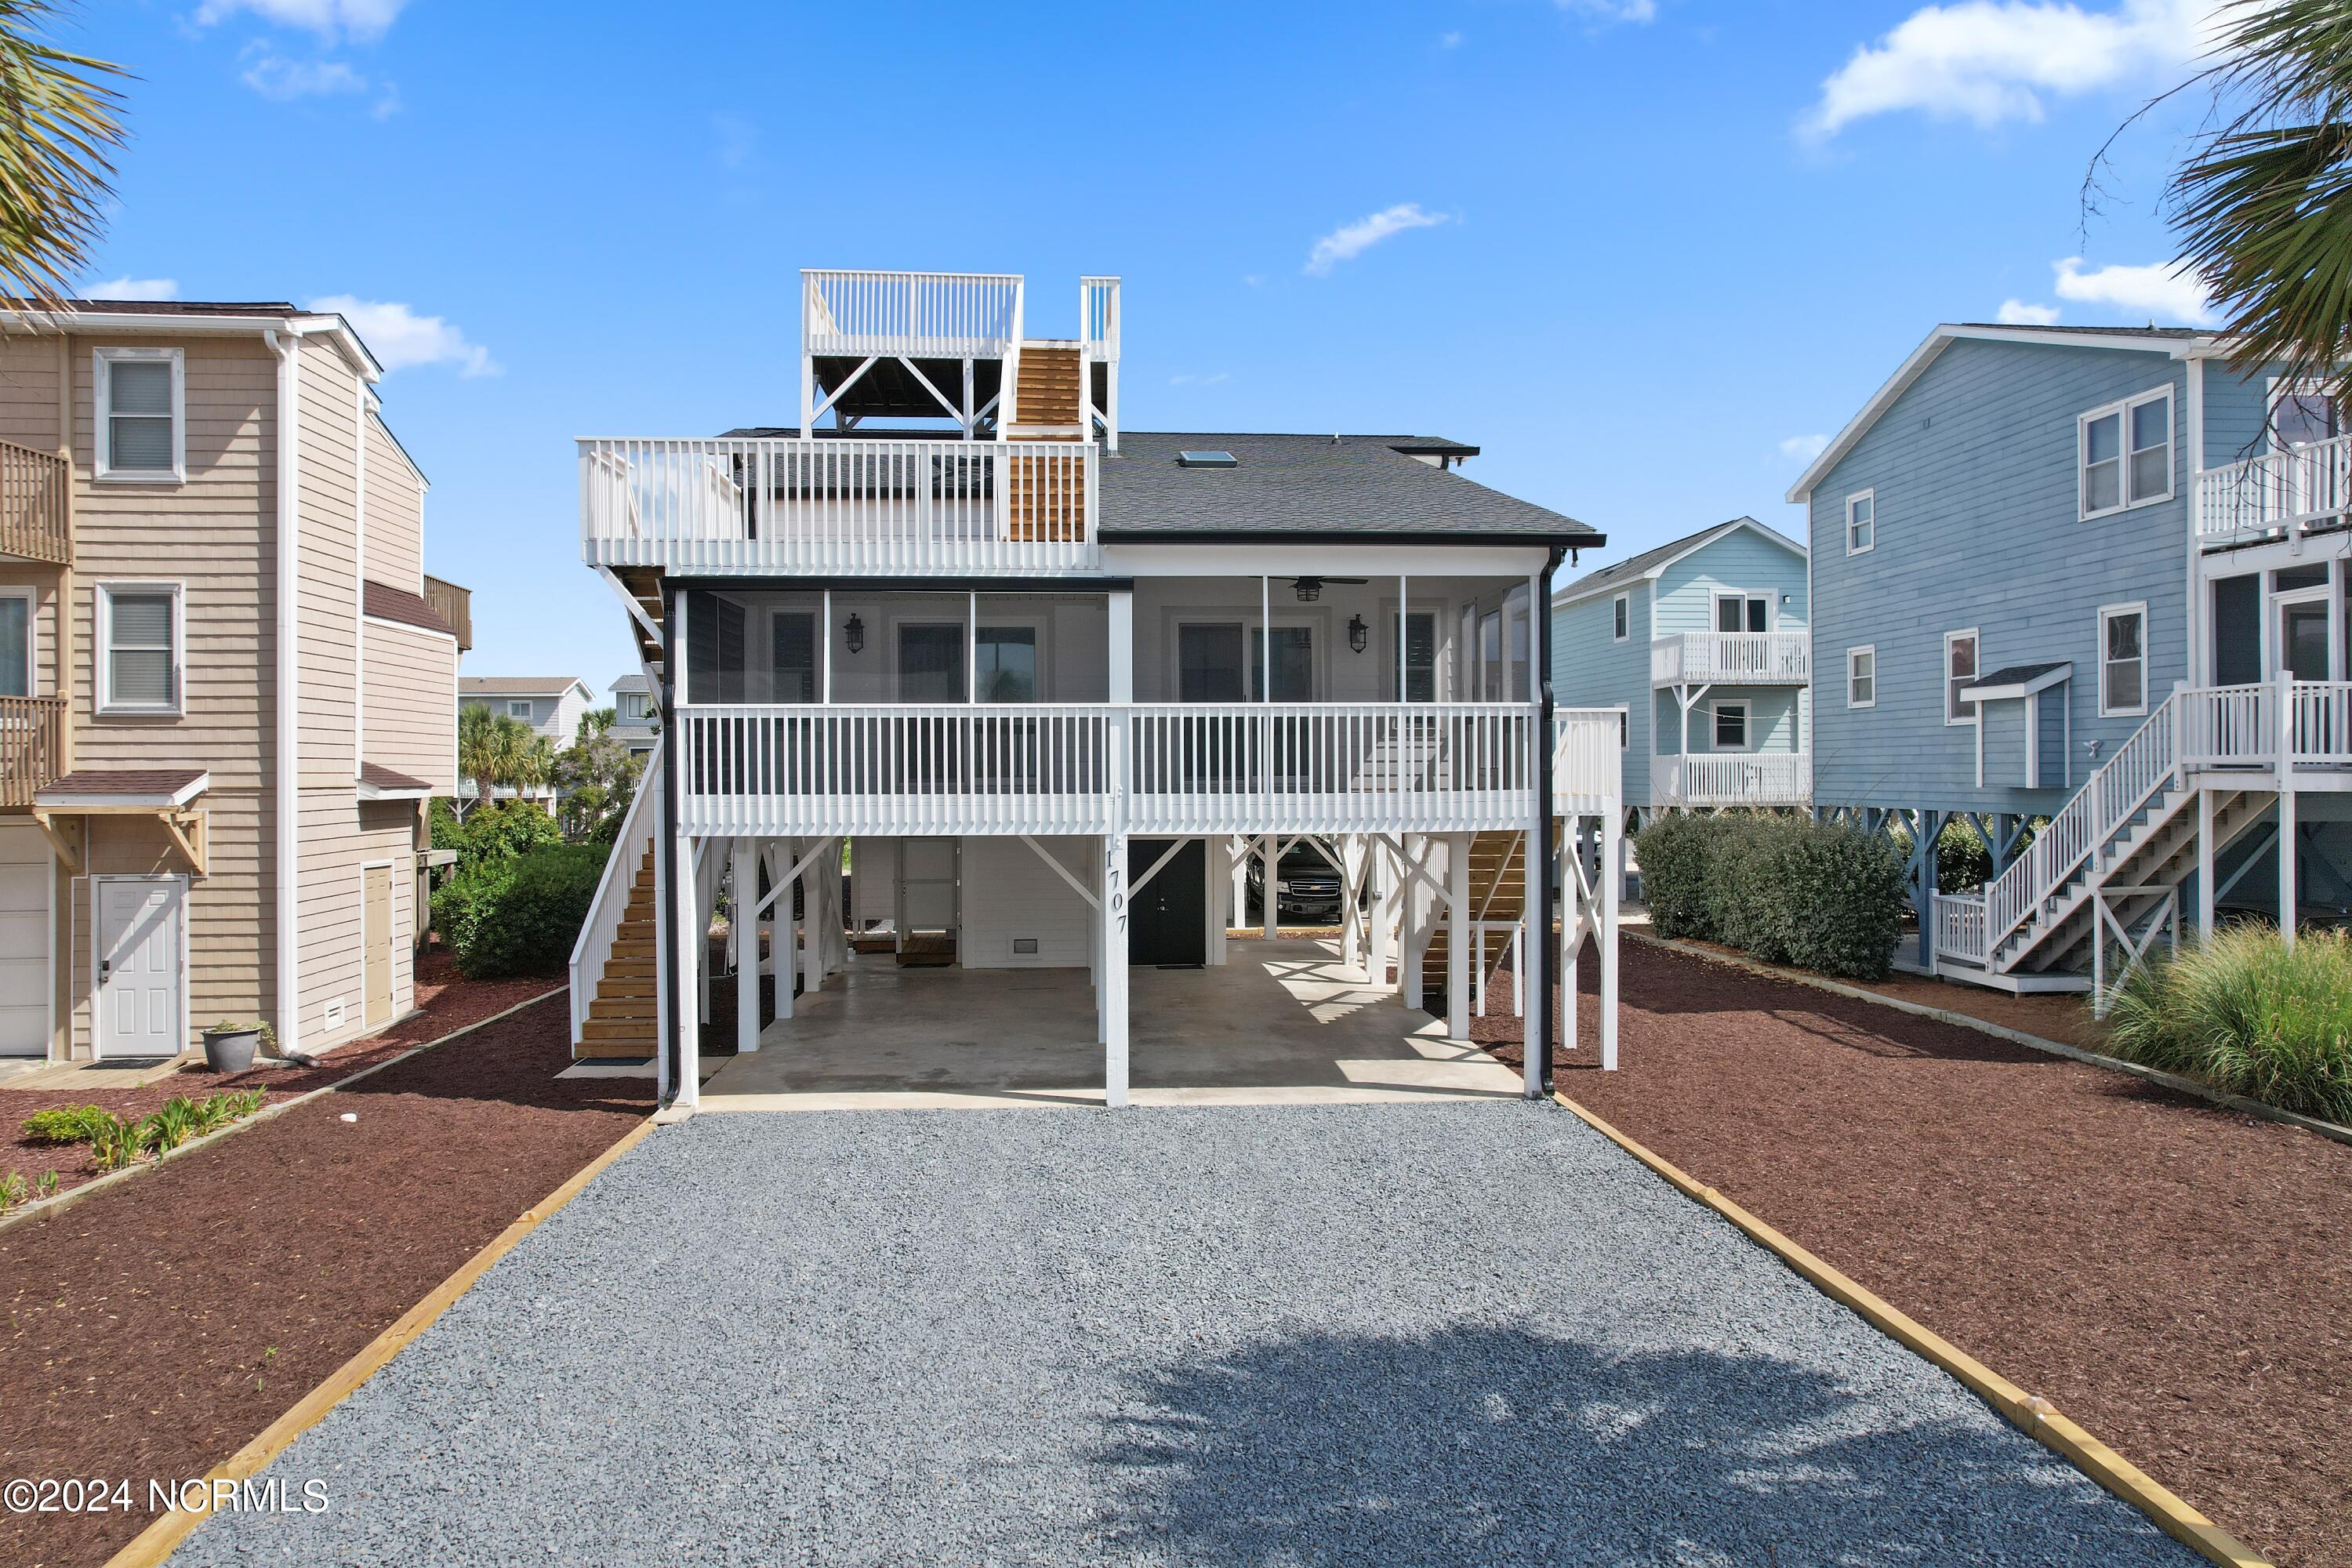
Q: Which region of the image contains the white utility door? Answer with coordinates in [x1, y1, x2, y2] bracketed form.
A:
[0, 823, 48, 1054]
[898, 837, 958, 931]
[96, 877, 183, 1059]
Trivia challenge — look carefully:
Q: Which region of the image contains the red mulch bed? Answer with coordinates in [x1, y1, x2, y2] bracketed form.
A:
[2, 947, 556, 1199]
[0, 991, 649, 1568]
[1474, 938, 2352, 1568]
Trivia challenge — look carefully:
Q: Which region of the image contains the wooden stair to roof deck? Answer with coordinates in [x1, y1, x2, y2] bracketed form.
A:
[1004, 343, 1087, 543]
[1421, 831, 1528, 1007]
[612, 565, 666, 669]
[577, 847, 659, 1058]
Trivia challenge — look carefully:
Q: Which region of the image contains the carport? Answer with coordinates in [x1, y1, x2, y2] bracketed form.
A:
[697, 937, 1521, 1109]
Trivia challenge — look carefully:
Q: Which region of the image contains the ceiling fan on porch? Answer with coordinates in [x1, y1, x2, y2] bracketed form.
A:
[1290, 576, 1367, 602]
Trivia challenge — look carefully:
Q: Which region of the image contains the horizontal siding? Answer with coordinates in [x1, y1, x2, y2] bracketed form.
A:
[0, 336, 64, 452]
[959, 834, 1091, 968]
[1653, 529, 1809, 636]
[296, 794, 416, 1051]
[296, 339, 361, 792]
[364, 621, 458, 791]
[1809, 337, 2190, 814]
[363, 412, 425, 590]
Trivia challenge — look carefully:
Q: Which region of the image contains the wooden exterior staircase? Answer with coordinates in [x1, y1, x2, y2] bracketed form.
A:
[578, 847, 659, 1058]
[1004, 342, 1087, 541]
[1421, 830, 1527, 1007]
[1009, 343, 1082, 431]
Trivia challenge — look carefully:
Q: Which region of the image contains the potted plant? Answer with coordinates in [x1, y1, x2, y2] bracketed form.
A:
[201, 1020, 274, 1074]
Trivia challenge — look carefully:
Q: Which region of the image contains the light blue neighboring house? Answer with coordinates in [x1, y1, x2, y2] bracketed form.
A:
[1788, 321, 2352, 991]
[1550, 517, 1809, 821]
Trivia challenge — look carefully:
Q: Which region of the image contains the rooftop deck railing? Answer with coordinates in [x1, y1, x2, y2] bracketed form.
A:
[0, 695, 65, 807]
[2197, 433, 2352, 544]
[579, 436, 1098, 575]
[0, 438, 69, 565]
[802, 269, 1024, 361]
[1650, 630, 1807, 687]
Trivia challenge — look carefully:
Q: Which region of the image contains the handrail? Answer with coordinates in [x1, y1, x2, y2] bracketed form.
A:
[2196, 432, 2352, 541]
[0, 695, 64, 806]
[0, 438, 69, 564]
[800, 269, 1022, 358]
[569, 737, 663, 1048]
[1984, 694, 2178, 955]
[1653, 750, 1811, 807]
[1933, 891, 1988, 964]
[1650, 630, 1809, 686]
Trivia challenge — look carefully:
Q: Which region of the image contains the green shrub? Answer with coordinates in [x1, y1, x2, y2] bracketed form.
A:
[1635, 811, 1729, 940]
[1636, 811, 1905, 981]
[21, 1105, 106, 1145]
[434, 799, 561, 874]
[1936, 818, 1992, 893]
[2103, 926, 2352, 1123]
[448, 841, 611, 978]
[430, 860, 510, 961]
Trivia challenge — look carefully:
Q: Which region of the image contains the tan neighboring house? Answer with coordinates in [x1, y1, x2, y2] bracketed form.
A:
[0, 299, 459, 1063]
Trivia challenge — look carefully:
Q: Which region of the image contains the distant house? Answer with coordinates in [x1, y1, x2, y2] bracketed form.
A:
[458, 676, 593, 802]
[1552, 517, 1809, 822]
[610, 673, 657, 758]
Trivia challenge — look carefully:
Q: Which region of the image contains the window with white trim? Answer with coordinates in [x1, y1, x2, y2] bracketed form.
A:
[2270, 380, 2341, 449]
[99, 583, 181, 713]
[1715, 592, 1769, 633]
[1611, 593, 1628, 641]
[94, 347, 184, 482]
[1944, 629, 1979, 726]
[1845, 489, 1875, 554]
[1846, 645, 1875, 709]
[1713, 701, 1748, 750]
[0, 589, 28, 698]
[506, 699, 532, 720]
[2099, 603, 2147, 717]
[2079, 387, 2172, 518]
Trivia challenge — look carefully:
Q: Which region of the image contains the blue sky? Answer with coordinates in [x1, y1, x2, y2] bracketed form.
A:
[84, 0, 2222, 691]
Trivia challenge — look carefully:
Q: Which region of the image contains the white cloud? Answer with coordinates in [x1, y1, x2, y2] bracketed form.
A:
[84, 277, 179, 302]
[1439, 30, 1464, 47]
[1304, 203, 1452, 277]
[1779, 434, 1830, 461]
[241, 51, 367, 99]
[1802, 0, 2216, 140]
[307, 296, 498, 376]
[2053, 256, 2216, 323]
[1169, 372, 1230, 387]
[1997, 298, 2063, 324]
[194, 0, 408, 41]
[1559, 0, 1657, 20]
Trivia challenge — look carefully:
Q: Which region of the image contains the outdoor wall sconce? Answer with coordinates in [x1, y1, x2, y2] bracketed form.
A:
[1348, 615, 1369, 654]
[844, 613, 865, 655]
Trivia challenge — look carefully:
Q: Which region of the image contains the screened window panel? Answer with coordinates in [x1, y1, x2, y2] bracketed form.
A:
[1178, 623, 1245, 702]
[1250, 626, 1312, 702]
[1402, 612, 1436, 702]
[771, 613, 816, 703]
[898, 623, 966, 702]
[1507, 604, 1530, 703]
[975, 626, 1036, 702]
[0, 598, 24, 697]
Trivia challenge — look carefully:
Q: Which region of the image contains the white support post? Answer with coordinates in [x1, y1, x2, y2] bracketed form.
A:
[2280, 666, 2297, 949]
[733, 840, 760, 1054]
[1103, 829, 1129, 1106]
[1261, 833, 1277, 942]
[1599, 809, 1621, 1070]
[1342, 836, 1366, 976]
[803, 843, 824, 995]
[1403, 834, 1428, 1009]
[1231, 836, 1248, 941]
[1369, 837, 1394, 988]
[2196, 786, 2216, 940]
[672, 828, 701, 1107]
[1446, 834, 1471, 1041]
[1559, 832, 1581, 1068]
[821, 590, 833, 703]
[774, 837, 796, 1022]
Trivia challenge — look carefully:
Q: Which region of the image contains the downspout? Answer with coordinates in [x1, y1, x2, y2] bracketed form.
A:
[267, 328, 303, 1057]
[659, 581, 681, 1105]
[1531, 544, 1564, 1096]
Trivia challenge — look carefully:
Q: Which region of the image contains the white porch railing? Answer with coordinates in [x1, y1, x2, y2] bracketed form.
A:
[1081, 276, 1120, 364]
[1554, 708, 1625, 815]
[1652, 751, 1811, 808]
[579, 437, 1099, 575]
[569, 736, 663, 1047]
[1985, 691, 2178, 953]
[1933, 891, 1989, 965]
[1126, 702, 1538, 833]
[2196, 433, 2352, 543]
[1651, 630, 1808, 686]
[802, 269, 1022, 360]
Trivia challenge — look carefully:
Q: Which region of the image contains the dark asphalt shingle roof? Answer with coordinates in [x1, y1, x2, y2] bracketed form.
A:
[1954, 323, 2203, 339]
[365, 580, 456, 637]
[359, 761, 434, 793]
[1097, 432, 1595, 542]
[1964, 662, 2072, 695]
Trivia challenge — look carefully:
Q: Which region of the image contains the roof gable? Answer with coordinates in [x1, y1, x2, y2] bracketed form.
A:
[1551, 517, 1802, 609]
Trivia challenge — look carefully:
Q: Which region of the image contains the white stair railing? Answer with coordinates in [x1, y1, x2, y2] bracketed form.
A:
[1984, 695, 2179, 960]
[569, 738, 663, 1047]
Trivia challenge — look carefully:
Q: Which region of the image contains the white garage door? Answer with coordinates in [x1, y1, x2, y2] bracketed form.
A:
[0, 822, 51, 1054]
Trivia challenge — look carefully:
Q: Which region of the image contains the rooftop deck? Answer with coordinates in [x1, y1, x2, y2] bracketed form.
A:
[2197, 432, 2352, 547]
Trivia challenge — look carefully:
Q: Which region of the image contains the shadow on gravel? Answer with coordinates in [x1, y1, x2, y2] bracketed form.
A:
[1095, 1324, 2177, 1566]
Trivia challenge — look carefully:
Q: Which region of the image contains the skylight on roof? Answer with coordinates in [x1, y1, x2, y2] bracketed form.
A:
[1178, 450, 1237, 468]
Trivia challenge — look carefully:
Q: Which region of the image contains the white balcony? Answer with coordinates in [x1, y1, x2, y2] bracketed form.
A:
[666, 702, 1619, 837]
[1651, 630, 1808, 687]
[579, 437, 1098, 576]
[803, 269, 1023, 361]
[2197, 433, 2352, 545]
[1652, 751, 1811, 808]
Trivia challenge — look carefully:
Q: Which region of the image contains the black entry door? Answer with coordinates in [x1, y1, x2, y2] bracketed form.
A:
[1128, 839, 1205, 967]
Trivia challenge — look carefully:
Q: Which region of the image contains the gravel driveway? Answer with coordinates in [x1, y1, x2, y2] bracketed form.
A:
[176, 1103, 2192, 1566]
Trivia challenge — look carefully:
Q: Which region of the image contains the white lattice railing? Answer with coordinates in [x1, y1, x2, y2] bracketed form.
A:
[569, 737, 663, 1047]
[1934, 891, 1989, 964]
[1081, 276, 1120, 363]
[1651, 630, 1809, 686]
[802, 269, 1022, 360]
[2197, 433, 2352, 542]
[1554, 708, 1625, 815]
[579, 437, 1098, 575]
[1653, 751, 1811, 808]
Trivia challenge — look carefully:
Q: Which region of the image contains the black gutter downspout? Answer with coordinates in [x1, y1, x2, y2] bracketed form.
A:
[659, 581, 681, 1109]
[1532, 544, 1565, 1098]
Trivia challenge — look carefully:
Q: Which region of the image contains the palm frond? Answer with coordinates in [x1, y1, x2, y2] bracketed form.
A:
[0, 1, 125, 314]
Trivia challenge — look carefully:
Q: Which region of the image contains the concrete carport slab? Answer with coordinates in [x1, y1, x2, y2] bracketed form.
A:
[697, 938, 1522, 1109]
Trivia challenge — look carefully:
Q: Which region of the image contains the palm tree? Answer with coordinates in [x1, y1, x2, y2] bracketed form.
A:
[456, 704, 535, 816]
[0, 3, 127, 311]
[2163, 1, 2352, 413]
